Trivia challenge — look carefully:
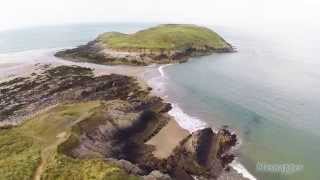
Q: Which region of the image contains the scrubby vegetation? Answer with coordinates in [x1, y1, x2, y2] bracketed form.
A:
[97, 24, 230, 50]
[0, 101, 138, 180]
[0, 130, 41, 179]
[42, 153, 138, 180]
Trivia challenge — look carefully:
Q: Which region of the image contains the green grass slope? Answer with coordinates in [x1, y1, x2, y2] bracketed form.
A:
[0, 101, 138, 180]
[0, 130, 41, 179]
[97, 24, 231, 51]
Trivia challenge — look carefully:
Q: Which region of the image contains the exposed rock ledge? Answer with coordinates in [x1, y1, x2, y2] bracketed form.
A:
[0, 65, 240, 179]
[55, 24, 234, 65]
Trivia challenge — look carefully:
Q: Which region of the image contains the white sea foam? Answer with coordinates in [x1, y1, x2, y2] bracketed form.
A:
[168, 103, 208, 132]
[158, 64, 172, 78]
[157, 64, 257, 180]
[157, 65, 207, 132]
[231, 160, 257, 180]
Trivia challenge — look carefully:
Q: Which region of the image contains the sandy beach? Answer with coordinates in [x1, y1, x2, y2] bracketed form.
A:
[146, 118, 190, 159]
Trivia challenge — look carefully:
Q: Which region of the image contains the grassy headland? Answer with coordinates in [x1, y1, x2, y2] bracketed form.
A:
[55, 24, 233, 65]
[98, 24, 231, 51]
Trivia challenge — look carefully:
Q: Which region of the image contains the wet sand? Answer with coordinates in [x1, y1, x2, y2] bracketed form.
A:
[146, 119, 190, 159]
[0, 49, 151, 89]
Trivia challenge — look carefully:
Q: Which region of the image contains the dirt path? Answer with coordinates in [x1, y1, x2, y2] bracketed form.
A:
[33, 112, 93, 180]
[33, 133, 67, 180]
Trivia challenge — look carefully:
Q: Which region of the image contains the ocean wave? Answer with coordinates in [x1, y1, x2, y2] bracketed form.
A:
[168, 103, 208, 132]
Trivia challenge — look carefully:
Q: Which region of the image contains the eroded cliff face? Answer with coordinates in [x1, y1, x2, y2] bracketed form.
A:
[131, 127, 238, 179]
[0, 65, 239, 179]
[55, 38, 234, 66]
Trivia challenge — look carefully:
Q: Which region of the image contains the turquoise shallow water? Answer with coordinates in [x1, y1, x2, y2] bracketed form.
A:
[0, 23, 319, 180]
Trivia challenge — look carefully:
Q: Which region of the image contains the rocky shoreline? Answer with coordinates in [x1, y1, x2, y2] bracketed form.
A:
[0, 65, 245, 179]
[55, 24, 235, 66]
[55, 40, 234, 66]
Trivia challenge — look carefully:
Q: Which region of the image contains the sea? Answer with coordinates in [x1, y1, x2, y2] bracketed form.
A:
[0, 23, 319, 180]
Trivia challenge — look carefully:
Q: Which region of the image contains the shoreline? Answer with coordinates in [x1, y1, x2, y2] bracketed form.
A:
[148, 64, 257, 180]
[1, 48, 255, 179]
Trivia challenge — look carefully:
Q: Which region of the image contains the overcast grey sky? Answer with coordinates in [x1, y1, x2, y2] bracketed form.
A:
[1, 0, 320, 31]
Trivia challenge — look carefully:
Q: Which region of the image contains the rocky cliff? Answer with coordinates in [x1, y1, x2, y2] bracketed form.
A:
[0, 65, 240, 179]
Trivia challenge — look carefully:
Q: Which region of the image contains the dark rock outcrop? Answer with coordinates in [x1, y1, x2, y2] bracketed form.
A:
[55, 41, 234, 66]
[0, 65, 239, 179]
[106, 158, 144, 175]
[0, 65, 169, 126]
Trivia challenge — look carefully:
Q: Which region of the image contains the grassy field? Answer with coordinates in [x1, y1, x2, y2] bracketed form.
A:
[0, 101, 138, 180]
[98, 24, 230, 50]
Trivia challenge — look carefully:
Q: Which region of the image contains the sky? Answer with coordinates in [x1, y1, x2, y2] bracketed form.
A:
[1, 0, 320, 31]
